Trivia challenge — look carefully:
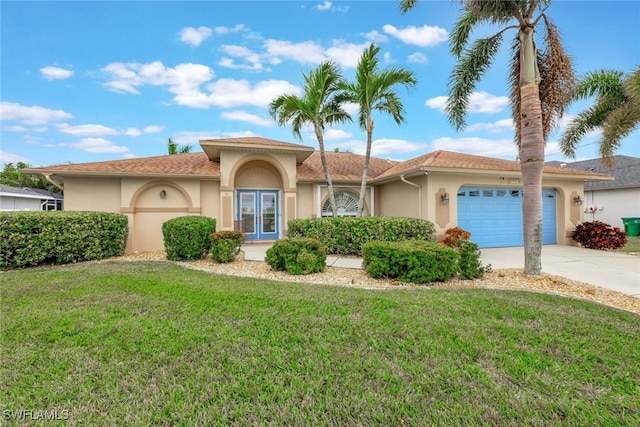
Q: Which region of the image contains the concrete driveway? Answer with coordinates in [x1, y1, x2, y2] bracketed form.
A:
[480, 245, 640, 297]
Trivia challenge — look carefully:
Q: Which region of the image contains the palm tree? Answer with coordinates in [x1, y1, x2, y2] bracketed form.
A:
[400, 0, 575, 276]
[269, 61, 352, 217]
[560, 66, 640, 166]
[168, 138, 193, 155]
[338, 43, 417, 216]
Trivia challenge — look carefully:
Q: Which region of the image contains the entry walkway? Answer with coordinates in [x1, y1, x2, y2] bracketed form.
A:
[241, 243, 639, 298]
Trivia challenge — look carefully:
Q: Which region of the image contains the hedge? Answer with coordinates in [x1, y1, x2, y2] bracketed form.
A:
[0, 211, 128, 270]
[287, 217, 436, 255]
[162, 216, 216, 261]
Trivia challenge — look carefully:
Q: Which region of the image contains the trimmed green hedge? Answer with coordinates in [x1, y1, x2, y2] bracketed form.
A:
[265, 237, 326, 275]
[287, 217, 436, 255]
[362, 240, 459, 284]
[162, 216, 216, 261]
[0, 211, 128, 270]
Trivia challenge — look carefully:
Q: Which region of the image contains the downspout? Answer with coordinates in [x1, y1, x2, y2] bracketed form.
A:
[45, 175, 64, 192]
[400, 174, 422, 219]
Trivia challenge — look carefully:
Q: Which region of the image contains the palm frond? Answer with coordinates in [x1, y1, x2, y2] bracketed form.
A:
[623, 65, 640, 104]
[538, 15, 575, 140]
[447, 34, 503, 130]
[466, 0, 521, 23]
[450, 9, 478, 57]
[509, 37, 522, 148]
[573, 69, 625, 101]
[601, 101, 640, 159]
[559, 104, 613, 157]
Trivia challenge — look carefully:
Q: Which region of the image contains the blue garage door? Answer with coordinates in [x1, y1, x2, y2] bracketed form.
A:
[457, 187, 557, 248]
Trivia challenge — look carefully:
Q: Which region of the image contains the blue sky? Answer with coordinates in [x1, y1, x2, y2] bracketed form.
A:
[1, 0, 638, 168]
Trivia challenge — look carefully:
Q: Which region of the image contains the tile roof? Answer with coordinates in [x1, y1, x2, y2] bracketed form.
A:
[374, 150, 610, 181]
[546, 155, 640, 190]
[22, 141, 611, 184]
[23, 152, 221, 178]
[296, 151, 397, 182]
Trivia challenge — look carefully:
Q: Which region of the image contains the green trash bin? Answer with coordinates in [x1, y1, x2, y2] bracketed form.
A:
[621, 218, 640, 237]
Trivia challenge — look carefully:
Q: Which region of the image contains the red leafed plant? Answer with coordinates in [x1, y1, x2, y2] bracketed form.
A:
[441, 226, 471, 248]
[571, 221, 627, 250]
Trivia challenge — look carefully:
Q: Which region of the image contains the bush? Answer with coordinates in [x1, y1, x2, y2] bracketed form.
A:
[440, 227, 490, 280]
[441, 226, 471, 248]
[265, 237, 326, 275]
[210, 230, 245, 263]
[162, 216, 216, 261]
[287, 217, 436, 255]
[0, 211, 128, 270]
[571, 221, 627, 250]
[362, 240, 459, 284]
[457, 241, 491, 280]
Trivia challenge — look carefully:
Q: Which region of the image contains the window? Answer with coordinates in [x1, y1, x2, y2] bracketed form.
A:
[322, 191, 359, 216]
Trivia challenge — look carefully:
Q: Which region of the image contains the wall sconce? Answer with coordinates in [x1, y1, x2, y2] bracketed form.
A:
[159, 189, 167, 199]
[440, 192, 449, 205]
[573, 195, 583, 206]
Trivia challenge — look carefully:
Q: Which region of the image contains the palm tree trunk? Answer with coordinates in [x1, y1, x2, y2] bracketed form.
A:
[356, 125, 373, 217]
[315, 126, 337, 217]
[520, 82, 544, 276]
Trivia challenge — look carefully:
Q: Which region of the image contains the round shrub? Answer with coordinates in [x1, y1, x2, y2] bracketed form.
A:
[265, 237, 326, 275]
[210, 230, 245, 263]
[162, 216, 216, 261]
[571, 221, 627, 250]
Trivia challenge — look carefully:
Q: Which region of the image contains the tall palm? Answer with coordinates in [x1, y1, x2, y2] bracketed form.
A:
[338, 43, 417, 216]
[561, 66, 640, 166]
[400, 0, 575, 276]
[168, 138, 192, 155]
[269, 61, 352, 216]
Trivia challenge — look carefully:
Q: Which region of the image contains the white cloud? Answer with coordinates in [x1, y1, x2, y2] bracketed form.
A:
[2, 125, 28, 132]
[425, 91, 509, 114]
[207, 79, 300, 108]
[102, 61, 215, 108]
[219, 45, 266, 71]
[424, 96, 448, 112]
[407, 52, 427, 64]
[214, 24, 245, 35]
[143, 125, 163, 133]
[179, 26, 212, 46]
[315, 1, 332, 11]
[264, 39, 327, 65]
[324, 129, 352, 140]
[220, 110, 273, 127]
[40, 66, 74, 81]
[57, 123, 119, 137]
[468, 91, 509, 113]
[124, 128, 141, 136]
[0, 150, 28, 165]
[363, 30, 388, 43]
[465, 118, 514, 133]
[382, 24, 448, 47]
[69, 138, 129, 153]
[431, 136, 518, 159]
[325, 41, 370, 68]
[0, 102, 73, 125]
[329, 137, 424, 157]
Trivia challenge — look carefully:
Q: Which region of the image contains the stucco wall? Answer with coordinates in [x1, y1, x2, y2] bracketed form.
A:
[584, 188, 640, 228]
[296, 183, 315, 219]
[378, 179, 421, 218]
[63, 177, 121, 212]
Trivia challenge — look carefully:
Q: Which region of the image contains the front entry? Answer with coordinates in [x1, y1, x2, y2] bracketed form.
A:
[237, 190, 279, 241]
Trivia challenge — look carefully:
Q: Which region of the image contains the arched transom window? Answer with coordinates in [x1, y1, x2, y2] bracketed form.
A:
[322, 191, 359, 216]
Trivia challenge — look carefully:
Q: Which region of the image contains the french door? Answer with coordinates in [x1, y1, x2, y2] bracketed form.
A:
[237, 190, 279, 240]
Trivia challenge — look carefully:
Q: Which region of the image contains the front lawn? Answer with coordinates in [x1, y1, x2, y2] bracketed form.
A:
[619, 235, 640, 253]
[1, 262, 639, 425]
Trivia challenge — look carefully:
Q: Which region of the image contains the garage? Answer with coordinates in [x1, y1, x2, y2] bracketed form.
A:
[457, 186, 557, 248]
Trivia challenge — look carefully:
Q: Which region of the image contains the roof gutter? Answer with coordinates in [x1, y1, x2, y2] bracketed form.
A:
[400, 174, 422, 218]
[44, 175, 64, 192]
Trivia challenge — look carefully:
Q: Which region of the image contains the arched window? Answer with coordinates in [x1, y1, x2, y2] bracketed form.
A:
[322, 191, 359, 216]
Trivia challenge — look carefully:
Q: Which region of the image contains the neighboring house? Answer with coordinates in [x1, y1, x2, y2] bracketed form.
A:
[546, 156, 640, 229]
[23, 137, 611, 252]
[0, 184, 63, 211]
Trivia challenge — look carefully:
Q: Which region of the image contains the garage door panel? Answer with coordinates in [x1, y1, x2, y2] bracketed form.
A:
[458, 186, 556, 248]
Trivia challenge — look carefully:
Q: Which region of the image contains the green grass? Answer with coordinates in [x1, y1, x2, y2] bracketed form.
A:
[619, 235, 640, 253]
[2, 262, 639, 426]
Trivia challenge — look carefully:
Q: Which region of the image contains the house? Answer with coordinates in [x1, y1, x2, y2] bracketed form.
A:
[0, 184, 63, 211]
[546, 156, 640, 229]
[23, 137, 611, 253]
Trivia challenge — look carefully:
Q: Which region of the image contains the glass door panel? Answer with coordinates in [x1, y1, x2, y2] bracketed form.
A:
[261, 192, 277, 235]
[240, 192, 256, 235]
